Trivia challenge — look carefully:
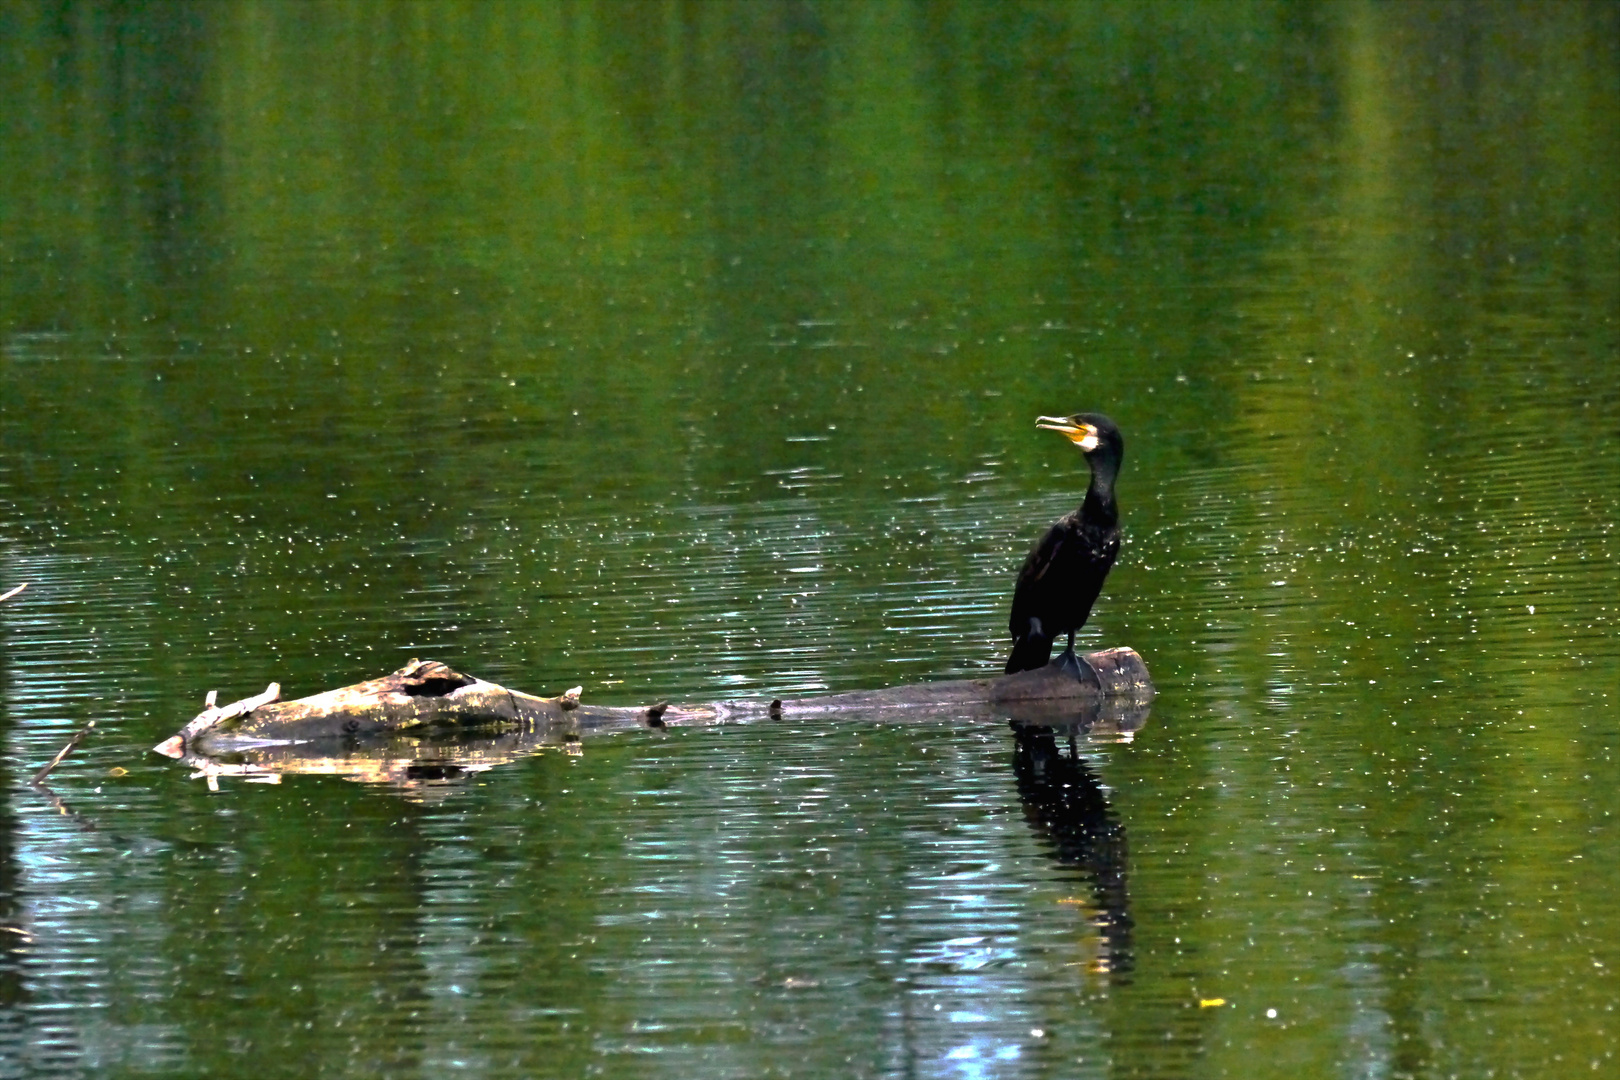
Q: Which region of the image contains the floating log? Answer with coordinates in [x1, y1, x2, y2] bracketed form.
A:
[160, 672, 1154, 799]
[153, 649, 1152, 759]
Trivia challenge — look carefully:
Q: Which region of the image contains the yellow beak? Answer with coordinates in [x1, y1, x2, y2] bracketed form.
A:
[1035, 416, 1100, 451]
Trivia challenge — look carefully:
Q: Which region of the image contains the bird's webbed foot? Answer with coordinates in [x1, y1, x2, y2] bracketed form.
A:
[1055, 646, 1084, 679]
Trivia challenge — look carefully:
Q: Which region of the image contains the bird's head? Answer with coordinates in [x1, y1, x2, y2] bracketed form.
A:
[1034, 413, 1123, 465]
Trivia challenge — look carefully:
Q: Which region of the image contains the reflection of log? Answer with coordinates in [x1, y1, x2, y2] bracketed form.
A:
[154, 649, 1152, 759]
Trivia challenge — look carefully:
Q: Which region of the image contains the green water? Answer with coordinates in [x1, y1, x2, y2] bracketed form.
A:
[1, 2, 1616, 1077]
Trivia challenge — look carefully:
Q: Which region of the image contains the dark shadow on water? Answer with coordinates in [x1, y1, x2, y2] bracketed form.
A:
[1005, 698, 1147, 977]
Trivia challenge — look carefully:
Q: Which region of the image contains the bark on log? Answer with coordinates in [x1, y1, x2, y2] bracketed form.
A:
[160, 691, 1153, 801]
[154, 649, 1152, 759]
[158, 665, 1153, 798]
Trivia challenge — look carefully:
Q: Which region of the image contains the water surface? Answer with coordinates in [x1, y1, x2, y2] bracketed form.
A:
[1, 3, 1616, 1078]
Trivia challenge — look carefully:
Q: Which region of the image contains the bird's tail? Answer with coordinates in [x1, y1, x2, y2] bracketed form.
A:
[1004, 625, 1054, 674]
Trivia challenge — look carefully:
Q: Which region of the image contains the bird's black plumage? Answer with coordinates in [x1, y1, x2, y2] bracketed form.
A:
[1005, 413, 1124, 674]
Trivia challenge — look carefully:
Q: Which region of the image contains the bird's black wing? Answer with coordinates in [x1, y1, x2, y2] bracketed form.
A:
[1005, 524, 1071, 672]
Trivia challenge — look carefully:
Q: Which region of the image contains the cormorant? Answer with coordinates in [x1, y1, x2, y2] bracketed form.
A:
[1005, 413, 1124, 675]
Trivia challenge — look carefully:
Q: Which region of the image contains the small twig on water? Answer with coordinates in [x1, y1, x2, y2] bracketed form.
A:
[31, 721, 96, 786]
[0, 583, 27, 603]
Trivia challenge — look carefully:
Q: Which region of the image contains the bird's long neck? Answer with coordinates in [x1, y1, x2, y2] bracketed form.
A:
[1080, 463, 1118, 528]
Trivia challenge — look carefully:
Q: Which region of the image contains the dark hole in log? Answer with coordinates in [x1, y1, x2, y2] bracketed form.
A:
[402, 676, 475, 697]
[398, 660, 477, 698]
[405, 763, 464, 780]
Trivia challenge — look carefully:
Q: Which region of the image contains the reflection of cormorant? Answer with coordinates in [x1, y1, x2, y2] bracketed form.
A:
[1005, 414, 1124, 675]
[1011, 722, 1132, 972]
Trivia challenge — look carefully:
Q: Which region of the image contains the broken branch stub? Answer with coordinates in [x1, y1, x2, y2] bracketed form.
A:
[152, 682, 283, 757]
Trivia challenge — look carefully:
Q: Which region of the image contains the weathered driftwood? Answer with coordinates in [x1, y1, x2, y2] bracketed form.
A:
[162, 677, 1153, 799]
[161, 683, 283, 751]
[153, 649, 1152, 759]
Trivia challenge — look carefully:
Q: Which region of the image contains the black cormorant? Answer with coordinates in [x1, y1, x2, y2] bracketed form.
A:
[1005, 413, 1124, 675]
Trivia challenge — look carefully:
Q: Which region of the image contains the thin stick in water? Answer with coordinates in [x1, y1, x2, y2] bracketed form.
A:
[31, 721, 96, 786]
[0, 583, 27, 603]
